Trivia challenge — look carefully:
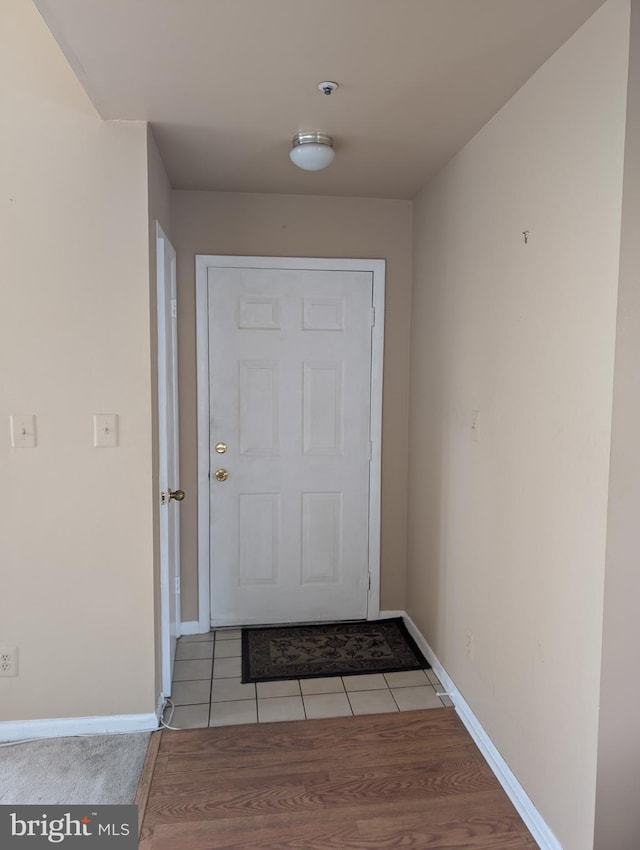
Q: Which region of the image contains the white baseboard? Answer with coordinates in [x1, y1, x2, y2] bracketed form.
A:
[378, 610, 405, 619]
[180, 620, 205, 635]
[401, 611, 561, 850]
[0, 713, 159, 743]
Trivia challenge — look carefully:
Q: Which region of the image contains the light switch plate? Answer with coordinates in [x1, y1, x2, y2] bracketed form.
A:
[10, 415, 37, 448]
[93, 414, 119, 448]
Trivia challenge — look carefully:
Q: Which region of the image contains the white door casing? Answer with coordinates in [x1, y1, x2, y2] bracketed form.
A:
[196, 256, 385, 628]
[157, 223, 181, 696]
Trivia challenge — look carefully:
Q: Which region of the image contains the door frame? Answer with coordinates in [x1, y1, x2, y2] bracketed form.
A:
[195, 255, 385, 630]
[157, 223, 181, 696]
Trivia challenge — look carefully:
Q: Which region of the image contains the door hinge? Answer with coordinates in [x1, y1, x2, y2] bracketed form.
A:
[370, 307, 375, 327]
[369, 441, 373, 460]
[175, 576, 181, 595]
[368, 573, 372, 590]
[171, 299, 177, 318]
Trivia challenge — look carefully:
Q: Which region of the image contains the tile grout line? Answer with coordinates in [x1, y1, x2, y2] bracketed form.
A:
[343, 679, 357, 716]
[388, 686, 402, 712]
[386, 680, 403, 713]
[299, 680, 307, 720]
[207, 632, 214, 726]
[245, 623, 260, 724]
[255, 674, 260, 722]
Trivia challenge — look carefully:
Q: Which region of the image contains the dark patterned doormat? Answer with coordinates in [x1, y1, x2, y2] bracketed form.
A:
[241, 618, 430, 683]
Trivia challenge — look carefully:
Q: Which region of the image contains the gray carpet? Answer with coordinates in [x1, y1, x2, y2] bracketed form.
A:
[0, 733, 150, 805]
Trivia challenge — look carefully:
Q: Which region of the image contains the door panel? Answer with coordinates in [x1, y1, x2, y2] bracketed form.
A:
[303, 361, 343, 454]
[208, 266, 374, 626]
[239, 361, 280, 455]
[238, 493, 280, 585]
[302, 492, 343, 583]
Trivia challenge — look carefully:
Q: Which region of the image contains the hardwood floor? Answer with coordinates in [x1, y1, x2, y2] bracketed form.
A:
[140, 708, 537, 849]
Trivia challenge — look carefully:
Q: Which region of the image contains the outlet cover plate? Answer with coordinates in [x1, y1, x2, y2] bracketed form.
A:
[0, 646, 18, 677]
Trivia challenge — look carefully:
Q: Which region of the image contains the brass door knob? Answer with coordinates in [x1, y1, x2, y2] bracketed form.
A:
[214, 469, 229, 482]
[169, 488, 185, 501]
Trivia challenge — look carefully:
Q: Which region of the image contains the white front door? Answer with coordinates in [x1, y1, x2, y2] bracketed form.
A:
[157, 224, 181, 695]
[200, 258, 384, 626]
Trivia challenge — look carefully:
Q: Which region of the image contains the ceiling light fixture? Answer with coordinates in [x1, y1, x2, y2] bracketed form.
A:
[318, 81, 338, 96]
[289, 131, 335, 172]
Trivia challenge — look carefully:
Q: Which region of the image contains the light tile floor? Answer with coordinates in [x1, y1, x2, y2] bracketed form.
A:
[164, 629, 453, 730]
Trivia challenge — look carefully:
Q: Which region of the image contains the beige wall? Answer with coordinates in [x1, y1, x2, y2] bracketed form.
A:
[7, 13, 638, 847]
[146, 128, 172, 701]
[0, 0, 156, 720]
[407, 2, 629, 848]
[170, 191, 412, 621]
[594, 2, 640, 846]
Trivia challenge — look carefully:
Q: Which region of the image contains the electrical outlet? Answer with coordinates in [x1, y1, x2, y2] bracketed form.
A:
[464, 631, 475, 661]
[0, 646, 18, 677]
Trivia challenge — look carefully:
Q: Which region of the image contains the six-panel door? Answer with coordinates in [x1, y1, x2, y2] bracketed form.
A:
[208, 266, 374, 625]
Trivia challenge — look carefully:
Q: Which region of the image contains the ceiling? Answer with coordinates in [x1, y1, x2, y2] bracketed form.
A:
[34, 0, 606, 199]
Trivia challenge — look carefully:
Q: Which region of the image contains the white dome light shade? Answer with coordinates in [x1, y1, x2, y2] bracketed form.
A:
[289, 132, 335, 171]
